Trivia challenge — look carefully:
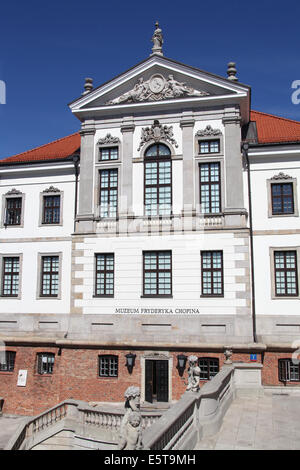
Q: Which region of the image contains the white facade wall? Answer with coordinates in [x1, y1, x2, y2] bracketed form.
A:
[73, 232, 248, 316]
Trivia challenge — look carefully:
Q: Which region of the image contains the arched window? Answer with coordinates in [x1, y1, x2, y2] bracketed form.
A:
[144, 143, 172, 216]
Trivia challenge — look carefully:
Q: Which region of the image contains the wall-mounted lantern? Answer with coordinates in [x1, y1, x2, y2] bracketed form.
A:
[176, 354, 187, 376]
[125, 353, 136, 374]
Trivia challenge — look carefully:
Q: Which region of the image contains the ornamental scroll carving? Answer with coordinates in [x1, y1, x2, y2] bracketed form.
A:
[97, 133, 120, 145]
[270, 172, 293, 180]
[137, 120, 178, 151]
[107, 74, 209, 105]
[196, 125, 222, 137]
[5, 188, 22, 195]
[42, 186, 60, 193]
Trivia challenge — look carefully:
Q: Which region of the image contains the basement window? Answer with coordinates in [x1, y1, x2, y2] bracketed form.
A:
[278, 358, 300, 382]
[37, 353, 55, 375]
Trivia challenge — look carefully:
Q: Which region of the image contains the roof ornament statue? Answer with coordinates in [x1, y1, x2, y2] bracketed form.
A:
[227, 62, 238, 82]
[151, 21, 163, 56]
[82, 77, 94, 95]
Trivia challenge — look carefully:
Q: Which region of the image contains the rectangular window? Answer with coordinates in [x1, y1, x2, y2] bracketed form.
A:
[0, 351, 16, 372]
[99, 355, 118, 377]
[278, 359, 300, 382]
[271, 183, 294, 215]
[199, 357, 219, 380]
[274, 251, 298, 296]
[199, 162, 221, 213]
[99, 169, 118, 218]
[145, 161, 172, 216]
[99, 147, 118, 161]
[5, 197, 22, 225]
[199, 140, 220, 154]
[2, 257, 19, 297]
[143, 251, 172, 296]
[37, 353, 55, 375]
[95, 253, 114, 297]
[40, 256, 59, 297]
[201, 251, 223, 296]
[42, 195, 61, 224]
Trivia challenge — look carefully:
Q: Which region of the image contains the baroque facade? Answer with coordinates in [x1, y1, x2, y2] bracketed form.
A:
[1, 25, 300, 415]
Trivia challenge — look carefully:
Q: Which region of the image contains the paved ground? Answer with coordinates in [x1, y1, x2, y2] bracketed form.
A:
[196, 389, 300, 450]
[0, 415, 29, 449]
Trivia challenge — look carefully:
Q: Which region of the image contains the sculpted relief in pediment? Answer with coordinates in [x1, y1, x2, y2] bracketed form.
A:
[106, 74, 210, 105]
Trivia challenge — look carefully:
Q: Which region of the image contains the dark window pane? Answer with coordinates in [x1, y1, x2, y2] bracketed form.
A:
[201, 251, 223, 296]
[5, 198, 22, 225]
[0, 351, 16, 372]
[274, 251, 298, 296]
[144, 144, 172, 216]
[100, 169, 118, 218]
[37, 353, 55, 374]
[199, 140, 220, 154]
[41, 256, 59, 297]
[2, 257, 19, 297]
[99, 355, 118, 377]
[200, 163, 221, 213]
[143, 251, 172, 296]
[95, 254, 114, 296]
[199, 358, 219, 380]
[100, 147, 118, 161]
[271, 183, 294, 215]
[43, 195, 61, 224]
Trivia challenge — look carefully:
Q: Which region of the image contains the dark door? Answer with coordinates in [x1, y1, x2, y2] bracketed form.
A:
[145, 359, 153, 403]
[145, 359, 169, 403]
[156, 360, 169, 402]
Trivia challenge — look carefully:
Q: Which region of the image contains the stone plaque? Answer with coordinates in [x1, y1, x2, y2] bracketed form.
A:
[17, 370, 27, 387]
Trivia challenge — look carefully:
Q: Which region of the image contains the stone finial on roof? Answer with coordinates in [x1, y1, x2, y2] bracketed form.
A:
[82, 77, 93, 95]
[151, 21, 163, 56]
[227, 62, 238, 81]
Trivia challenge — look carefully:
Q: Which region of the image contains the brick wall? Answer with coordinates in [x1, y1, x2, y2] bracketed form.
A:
[0, 346, 268, 416]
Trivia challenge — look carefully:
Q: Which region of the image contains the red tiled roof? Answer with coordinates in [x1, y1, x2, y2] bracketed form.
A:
[251, 110, 300, 144]
[1, 110, 300, 165]
[0, 132, 80, 164]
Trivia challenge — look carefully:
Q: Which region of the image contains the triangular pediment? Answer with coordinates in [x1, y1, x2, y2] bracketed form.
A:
[69, 55, 250, 119]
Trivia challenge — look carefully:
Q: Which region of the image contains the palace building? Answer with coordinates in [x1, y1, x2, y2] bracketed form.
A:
[1, 24, 300, 415]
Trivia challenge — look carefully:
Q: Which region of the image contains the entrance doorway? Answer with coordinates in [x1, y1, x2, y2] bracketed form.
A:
[145, 359, 169, 403]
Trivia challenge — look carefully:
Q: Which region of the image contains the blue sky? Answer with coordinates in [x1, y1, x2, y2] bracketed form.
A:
[0, 0, 300, 158]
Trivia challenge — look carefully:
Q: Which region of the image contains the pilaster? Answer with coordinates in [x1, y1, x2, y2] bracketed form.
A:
[222, 115, 246, 226]
[180, 113, 195, 216]
[120, 119, 135, 218]
[76, 126, 96, 232]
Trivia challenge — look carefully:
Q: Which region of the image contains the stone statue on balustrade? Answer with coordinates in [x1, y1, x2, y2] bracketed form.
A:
[118, 386, 143, 450]
[186, 355, 201, 392]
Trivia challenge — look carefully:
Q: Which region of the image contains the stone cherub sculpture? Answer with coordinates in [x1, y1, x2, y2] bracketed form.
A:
[118, 386, 143, 450]
[186, 355, 201, 392]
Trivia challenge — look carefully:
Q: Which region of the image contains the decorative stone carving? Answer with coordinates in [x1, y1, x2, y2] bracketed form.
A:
[196, 125, 222, 137]
[106, 74, 209, 105]
[97, 133, 120, 145]
[224, 349, 233, 364]
[186, 355, 201, 392]
[5, 188, 22, 195]
[270, 172, 293, 180]
[227, 62, 238, 82]
[137, 120, 178, 151]
[118, 386, 143, 450]
[151, 21, 163, 56]
[42, 186, 60, 193]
